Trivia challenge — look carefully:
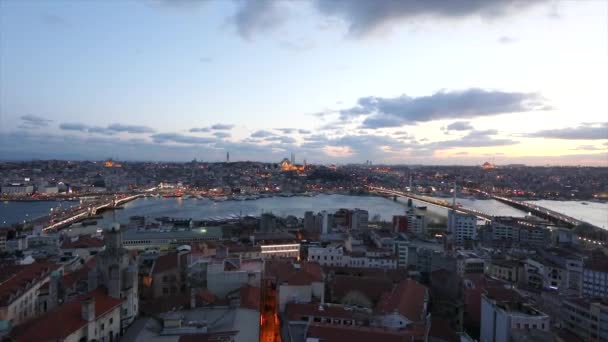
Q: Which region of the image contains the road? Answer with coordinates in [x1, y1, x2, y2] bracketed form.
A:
[260, 285, 281, 342]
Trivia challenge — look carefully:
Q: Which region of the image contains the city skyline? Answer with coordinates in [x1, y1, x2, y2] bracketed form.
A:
[1, 0, 607, 165]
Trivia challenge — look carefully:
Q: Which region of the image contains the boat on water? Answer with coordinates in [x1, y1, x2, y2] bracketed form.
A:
[581, 202, 589, 205]
[213, 196, 228, 202]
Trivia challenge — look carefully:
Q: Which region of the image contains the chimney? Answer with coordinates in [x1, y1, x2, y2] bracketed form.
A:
[81, 297, 96, 322]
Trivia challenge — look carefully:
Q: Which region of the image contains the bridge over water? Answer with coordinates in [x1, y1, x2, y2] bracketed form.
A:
[367, 186, 493, 221]
[368, 186, 594, 229]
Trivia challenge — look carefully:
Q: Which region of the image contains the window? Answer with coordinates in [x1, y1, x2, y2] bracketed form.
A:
[110, 318, 113, 324]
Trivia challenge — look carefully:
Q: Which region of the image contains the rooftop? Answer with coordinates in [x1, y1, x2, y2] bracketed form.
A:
[11, 288, 123, 341]
[376, 279, 427, 322]
[0, 261, 61, 306]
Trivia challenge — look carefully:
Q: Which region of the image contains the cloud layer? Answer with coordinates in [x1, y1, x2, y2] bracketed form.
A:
[526, 123, 608, 140]
[315, 0, 550, 36]
[336, 88, 547, 128]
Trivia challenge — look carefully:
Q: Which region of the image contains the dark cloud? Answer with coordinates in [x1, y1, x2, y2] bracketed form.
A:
[213, 132, 231, 139]
[190, 127, 211, 133]
[59, 122, 153, 134]
[337, 89, 548, 128]
[232, 0, 286, 40]
[426, 129, 518, 149]
[275, 128, 296, 134]
[107, 123, 155, 134]
[265, 135, 296, 144]
[526, 123, 608, 140]
[251, 130, 276, 138]
[315, 0, 550, 37]
[211, 124, 234, 130]
[59, 123, 90, 132]
[151, 133, 216, 145]
[298, 129, 312, 134]
[446, 121, 473, 131]
[20, 115, 52, 128]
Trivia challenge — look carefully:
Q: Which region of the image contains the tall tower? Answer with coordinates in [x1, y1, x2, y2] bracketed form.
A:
[226, 152, 230, 163]
[291, 152, 295, 164]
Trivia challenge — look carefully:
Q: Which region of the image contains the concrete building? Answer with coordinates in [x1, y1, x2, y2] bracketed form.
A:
[260, 213, 277, 233]
[0, 184, 34, 195]
[375, 279, 429, 330]
[583, 258, 608, 298]
[480, 292, 550, 342]
[407, 207, 427, 237]
[562, 297, 608, 342]
[350, 209, 368, 230]
[489, 217, 551, 248]
[488, 259, 521, 283]
[455, 251, 484, 277]
[149, 251, 189, 298]
[206, 259, 262, 298]
[92, 226, 139, 331]
[263, 260, 324, 312]
[121, 227, 223, 250]
[0, 231, 6, 252]
[0, 261, 63, 326]
[304, 211, 316, 232]
[10, 288, 123, 342]
[392, 215, 408, 233]
[447, 211, 477, 247]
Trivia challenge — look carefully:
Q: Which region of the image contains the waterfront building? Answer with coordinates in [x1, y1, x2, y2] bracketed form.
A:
[350, 209, 368, 230]
[0, 184, 34, 196]
[447, 211, 477, 247]
[121, 227, 223, 250]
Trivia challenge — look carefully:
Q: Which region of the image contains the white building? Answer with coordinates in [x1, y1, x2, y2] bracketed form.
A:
[11, 289, 123, 342]
[0, 262, 63, 326]
[448, 211, 477, 247]
[480, 294, 550, 342]
[307, 245, 397, 269]
[0, 184, 34, 195]
[406, 207, 427, 236]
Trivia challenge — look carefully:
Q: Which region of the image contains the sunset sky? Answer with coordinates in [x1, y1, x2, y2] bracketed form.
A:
[1, 0, 607, 165]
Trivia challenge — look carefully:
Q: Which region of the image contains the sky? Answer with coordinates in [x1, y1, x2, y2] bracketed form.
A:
[0, 0, 607, 165]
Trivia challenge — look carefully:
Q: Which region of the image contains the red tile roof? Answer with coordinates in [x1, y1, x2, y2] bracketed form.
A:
[331, 275, 393, 303]
[306, 323, 425, 342]
[429, 318, 460, 342]
[264, 260, 322, 285]
[239, 285, 260, 311]
[11, 288, 123, 341]
[63, 265, 92, 290]
[0, 261, 60, 306]
[376, 279, 427, 322]
[286, 303, 356, 321]
[60, 236, 104, 249]
[152, 252, 188, 275]
[198, 289, 216, 304]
